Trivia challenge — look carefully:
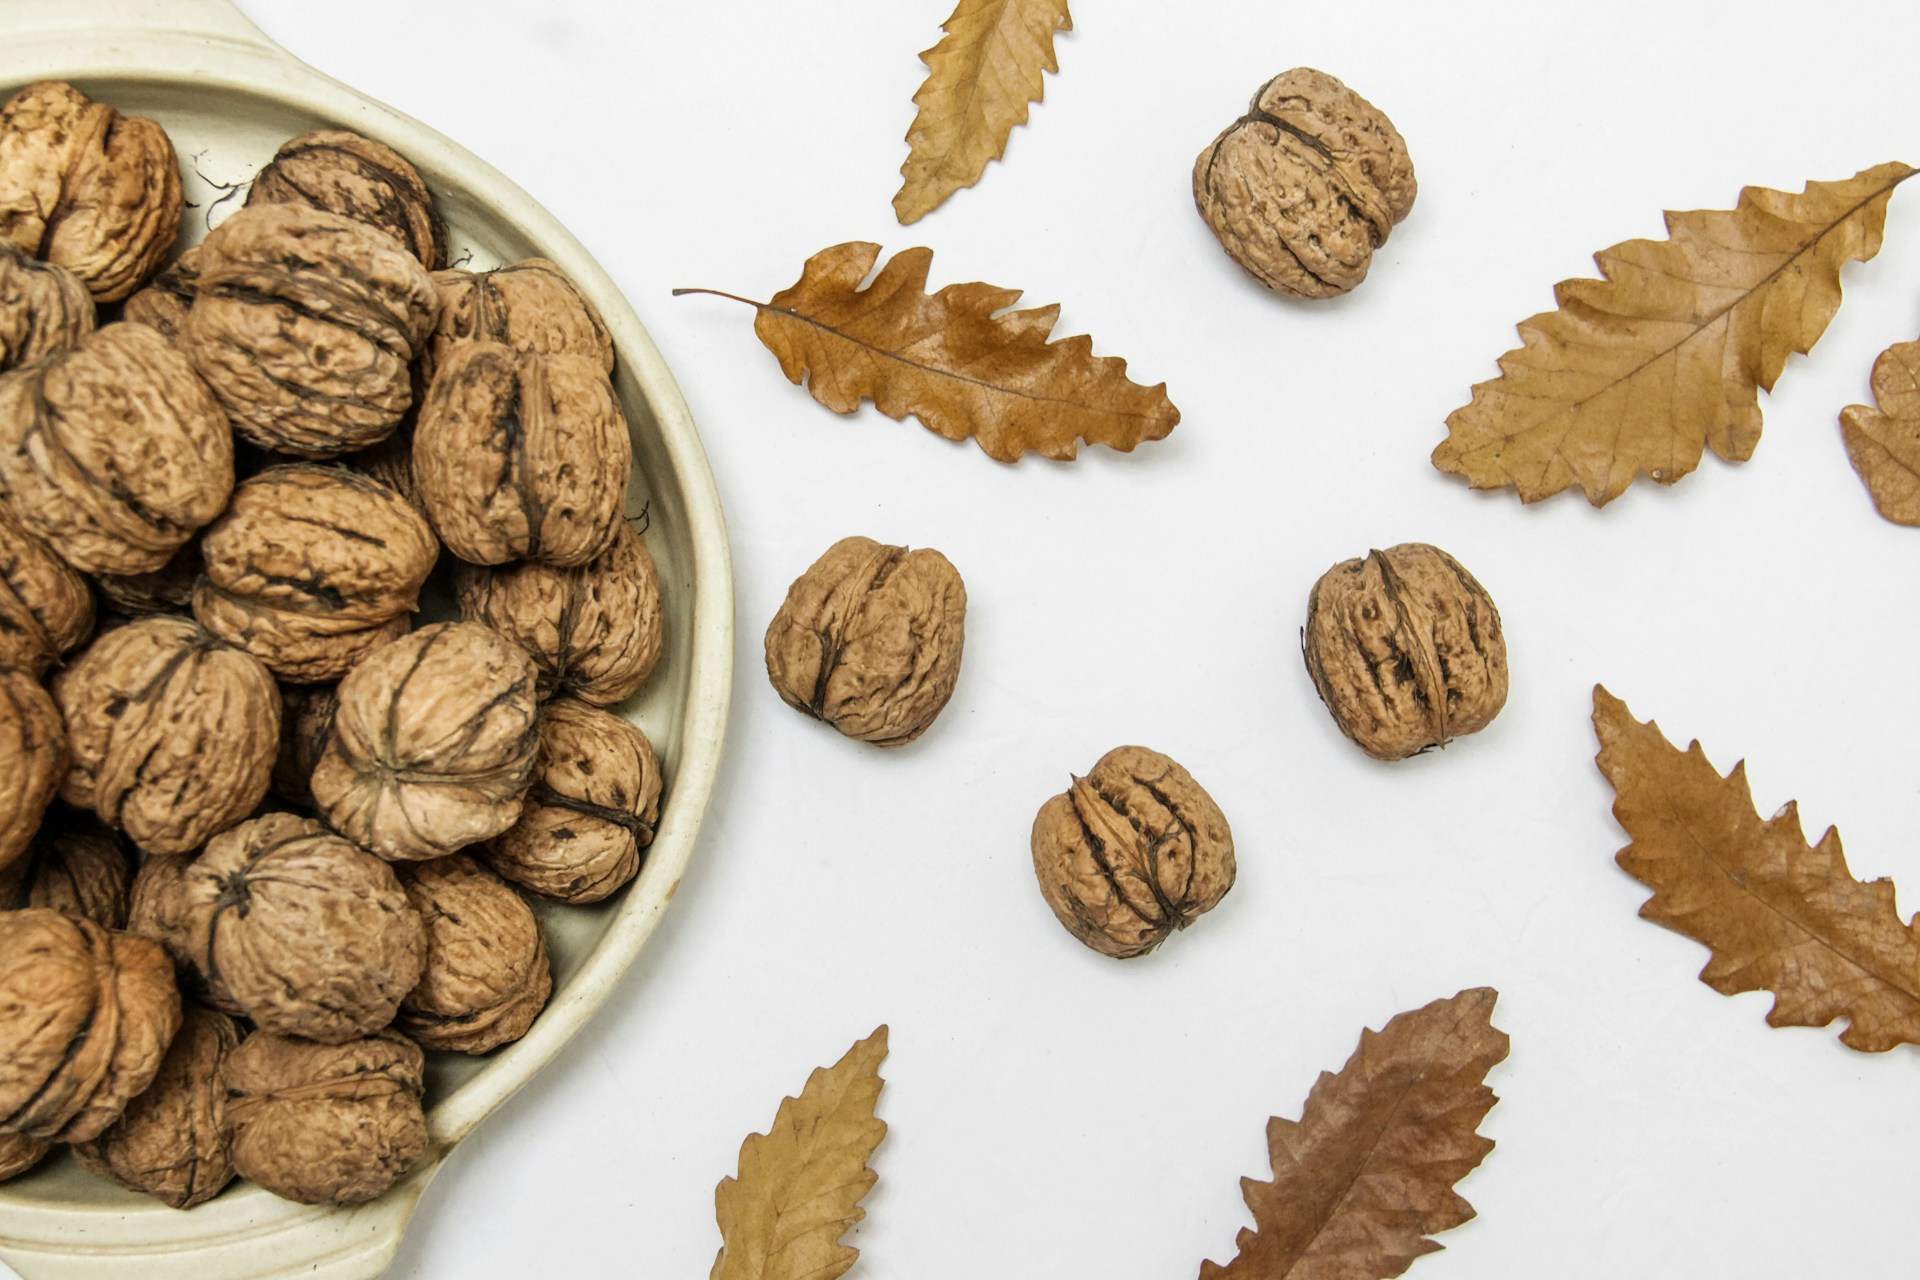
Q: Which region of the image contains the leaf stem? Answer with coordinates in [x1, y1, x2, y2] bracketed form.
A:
[670, 286, 766, 308]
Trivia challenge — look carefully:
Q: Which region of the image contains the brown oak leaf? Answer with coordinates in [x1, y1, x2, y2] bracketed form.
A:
[1593, 687, 1920, 1051]
[1433, 163, 1915, 505]
[1199, 988, 1507, 1280]
[677, 242, 1178, 462]
[1840, 336, 1920, 525]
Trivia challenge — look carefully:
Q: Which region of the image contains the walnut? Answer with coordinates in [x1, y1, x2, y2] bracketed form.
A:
[271, 682, 338, 807]
[0, 669, 64, 872]
[221, 1028, 427, 1206]
[1193, 68, 1415, 299]
[193, 465, 437, 682]
[3, 817, 131, 926]
[0, 1131, 50, 1182]
[52, 615, 281, 855]
[92, 540, 199, 619]
[120, 245, 202, 342]
[1030, 746, 1236, 959]
[311, 621, 540, 861]
[180, 812, 424, 1043]
[1303, 543, 1508, 761]
[423, 258, 613, 386]
[485, 698, 661, 904]
[247, 129, 445, 270]
[0, 908, 180, 1140]
[453, 520, 662, 705]
[349, 423, 424, 512]
[0, 322, 233, 575]
[72, 1004, 240, 1208]
[0, 504, 93, 674]
[398, 853, 551, 1052]
[0, 82, 183, 303]
[126, 852, 242, 1016]
[182, 203, 438, 457]
[414, 342, 631, 567]
[764, 536, 966, 747]
[0, 243, 93, 371]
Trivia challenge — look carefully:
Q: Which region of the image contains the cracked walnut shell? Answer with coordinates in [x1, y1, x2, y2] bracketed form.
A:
[1031, 746, 1235, 959]
[398, 853, 551, 1052]
[765, 536, 966, 747]
[0, 669, 64, 872]
[0, 504, 93, 676]
[0, 243, 93, 372]
[1303, 543, 1507, 761]
[423, 258, 613, 386]
[1194, 68, 1415, 299]
[248, 129, 446, 270]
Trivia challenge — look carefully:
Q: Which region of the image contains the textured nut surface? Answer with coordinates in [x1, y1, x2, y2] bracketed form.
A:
[194, 465, 436, 682]
[486, 698, 661, 903]
[182, 203, 437, 457]
[271, 682, 338, 807]
[0, 669, 64, 872]
[0, 908, 181, 1141]
[221, 1028, 427, 1206]
[424, 258, 613, 386]
[414, 342, 631, 567]
[1193, 68, 1415, 299]
[0, 1130, 50, 1181]
[1031, 746, 1236, 959]
[247, 130, 445, 270]
[1304, 543, 1508, 761]
[93, 540, 199, 619]
[126, 852, 242, 1015]
[765, 536, 966, 747]
[0, 82, 183, 302]
[72, 1004, 240, 1208]
[398, 853, 551, 1052]
[0, 243, 94, 371]
[0, 505, 93, 675]
[453, 520, 662, 705]
[311, 621, 540, 861]
[52, 615, 280, 854]
[5, 818, 130, 926]
[120, 245, 202, 342]
[0, 322, 233, 575]
[182, 812, 424, 1043]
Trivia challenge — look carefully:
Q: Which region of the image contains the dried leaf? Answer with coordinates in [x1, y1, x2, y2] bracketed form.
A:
[893, 0, 1072, 224]
[1840, 336, 1920, 525]
[711, 1026, 889, 1280]
[1592, 687, 1920, 1051]
[1433, 163, 1915, 506]
[676, 242, 1178, 462]
[1199, 988, 1507, 1280]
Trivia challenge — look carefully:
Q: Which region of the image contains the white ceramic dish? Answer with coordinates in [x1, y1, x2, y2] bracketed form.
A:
[0, 2, 733, 1276]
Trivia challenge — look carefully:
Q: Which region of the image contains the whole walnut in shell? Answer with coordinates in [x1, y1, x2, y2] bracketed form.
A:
[398, 853, 551, 1052]
[1303, 543, 1508, 761]
[0, 669, 65, 872]
[222, 1028, 427, 1206]
[180, 812, 424, 1043]
[271, 682, 338, 807]
[120, 245, 202, 342]
[414, 341, 631, 567]
[126, 852, 242, 1016]
[53, 615, 281, 855]
[0, 81, 183, 302]
[72, 1004, 240, 1208]
[1194, 68, 1415, 299]
[92, 540, 199, 619]
[1031, 746, 1236, 959]
[248, 129, 445, 269]
[423, 258, 613, 385]
[0, 908, 180, 1141]
[453, 520, 662, 705]
[486, 698, 661, 904]
[765, 536, 966, 747]
[182, 203, 438, 457]
[0, 1131, 50, 1182]
[0, 243, 93, 371]
[0, 505, 93, 675]
[194, 465, 436, 682]
[0, 322, 233, 575]
[2, 818, 130, 926]
[311, 621, 540, 861]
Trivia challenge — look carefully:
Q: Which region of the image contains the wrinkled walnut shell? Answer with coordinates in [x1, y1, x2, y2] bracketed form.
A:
[0, 322, 233, 575]
[423, 258, 613, 386]
[119, 244, 202, 342]
[485, 698, 661, 903]
[311, 621, 540, 861]
[0, 504, 93, 675]
[765, 536, 966, 747]
[0, 669, 65, 872]
[126, 852, 242, 1016]
[398, 853, 551, 1052]
[271, 682, 338, 808]
[1303, 543, 1508, 761]
[53, 615, 281, 855]
[2, 817, 130, 926]
[222, 1028, 427, 1206]
[182, 203, 438, 457]
[0, 908, 181, 1141]
[0, 242, 94, 371]
[1031, 746, 1236, 959]
[92, 540, 199, 619]
[72, 1004, 241, 1208]
[453, 520, 662, 705]
[247, 129, 445, 270]
[0, 1131, 50, 1182]
[1194, 68, 1415, 299]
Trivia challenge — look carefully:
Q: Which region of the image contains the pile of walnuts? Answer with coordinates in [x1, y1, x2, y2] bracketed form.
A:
[0, 82, 669, 1209]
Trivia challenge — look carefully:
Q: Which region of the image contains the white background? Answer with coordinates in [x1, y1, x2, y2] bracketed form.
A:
[222, 2, 1920, 1276]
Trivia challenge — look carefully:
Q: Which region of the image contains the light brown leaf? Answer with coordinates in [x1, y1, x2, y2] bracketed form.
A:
[1593, 687, 1920, 1051]
[711, 1026, 888, 1280]
[1433, 163, 1915, 505]
[1840, 336, 1920, 525]
[893, 0, 1072, 224]
[677, 242, 1178, 462]
[1198, 988, 1507, 1280]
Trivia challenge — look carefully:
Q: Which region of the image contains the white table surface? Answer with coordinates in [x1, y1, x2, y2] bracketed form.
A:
[108, 2, 1920, 1276]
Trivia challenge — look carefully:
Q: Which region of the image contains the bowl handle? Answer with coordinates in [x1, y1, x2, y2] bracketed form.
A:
[0, 0, 278, 52]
